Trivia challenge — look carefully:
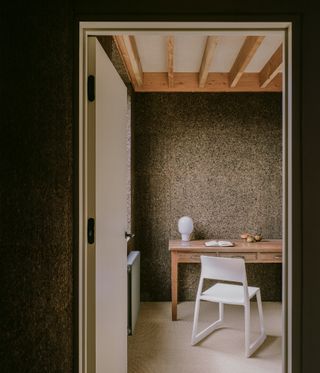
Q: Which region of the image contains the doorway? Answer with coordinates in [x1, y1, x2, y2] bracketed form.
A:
[78, 21, 293, 373]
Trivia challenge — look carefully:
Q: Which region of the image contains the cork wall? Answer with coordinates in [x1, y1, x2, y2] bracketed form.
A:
[0, 7, 73, 372]
[132, 93, 282, 302]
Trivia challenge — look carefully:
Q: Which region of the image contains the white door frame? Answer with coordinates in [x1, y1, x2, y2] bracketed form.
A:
[78, 21, 293, 373]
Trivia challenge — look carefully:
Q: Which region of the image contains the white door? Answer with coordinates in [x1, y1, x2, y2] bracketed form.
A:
[86, 36, 128, 373]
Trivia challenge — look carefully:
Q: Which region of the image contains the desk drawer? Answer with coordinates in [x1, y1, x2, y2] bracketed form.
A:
[177, 252, 217, 263]
[218, 252, 257, 262]
[258, 252, 282, 262]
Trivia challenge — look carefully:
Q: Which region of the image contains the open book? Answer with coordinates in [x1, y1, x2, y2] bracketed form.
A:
[204, 240, 234, 247]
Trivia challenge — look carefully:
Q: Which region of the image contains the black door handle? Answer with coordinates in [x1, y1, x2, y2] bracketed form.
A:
[88, 218, 95, 244]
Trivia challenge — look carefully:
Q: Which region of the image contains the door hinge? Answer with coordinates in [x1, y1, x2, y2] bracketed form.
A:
[87, 75, 95, 102]
[87, 217, 95, 244]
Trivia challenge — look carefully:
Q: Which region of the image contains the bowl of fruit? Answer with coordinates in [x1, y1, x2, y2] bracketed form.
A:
[240, 232, 263, 243]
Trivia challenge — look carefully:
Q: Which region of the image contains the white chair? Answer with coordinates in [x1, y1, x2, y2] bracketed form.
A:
[191, 255, 266, 357]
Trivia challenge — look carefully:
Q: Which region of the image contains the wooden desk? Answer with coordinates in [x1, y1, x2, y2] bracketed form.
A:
[169, 239, 282, 321]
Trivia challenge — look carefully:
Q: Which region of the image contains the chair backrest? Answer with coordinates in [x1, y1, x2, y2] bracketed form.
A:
[200, 255, 247, 284]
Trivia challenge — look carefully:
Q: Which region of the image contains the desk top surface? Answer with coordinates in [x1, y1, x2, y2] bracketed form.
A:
[169, 239, 282, 252]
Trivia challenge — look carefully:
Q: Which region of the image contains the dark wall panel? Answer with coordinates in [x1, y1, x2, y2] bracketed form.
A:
[300, 12, 320, 373]
[0, 5, 73, 372]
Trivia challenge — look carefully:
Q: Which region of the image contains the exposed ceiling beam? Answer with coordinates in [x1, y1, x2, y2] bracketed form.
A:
[259, 45, 283, 88]
[199, 36, 218, 88]
[113, 35, 144, 87]
[135, 72, 282, 92]
[229, 36, 265, 88]
[167, 36, 174, 88]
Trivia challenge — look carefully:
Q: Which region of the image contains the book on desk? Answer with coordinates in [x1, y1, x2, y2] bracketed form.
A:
[204, 240, 234, 247]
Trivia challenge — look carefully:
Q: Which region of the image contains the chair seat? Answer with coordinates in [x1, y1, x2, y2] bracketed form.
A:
[200, 283, 259, 305]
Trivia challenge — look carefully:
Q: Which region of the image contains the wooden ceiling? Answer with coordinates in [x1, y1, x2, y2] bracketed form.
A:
[113, 34, 283, 93]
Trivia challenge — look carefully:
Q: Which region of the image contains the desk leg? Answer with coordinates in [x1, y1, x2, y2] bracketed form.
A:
[171, 251, 178, 321]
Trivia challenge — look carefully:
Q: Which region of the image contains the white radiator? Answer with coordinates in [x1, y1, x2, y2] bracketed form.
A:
[127, 251, 140, 335]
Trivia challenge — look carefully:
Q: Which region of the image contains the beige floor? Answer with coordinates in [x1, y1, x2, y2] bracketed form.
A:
[128, 301, 282, 373]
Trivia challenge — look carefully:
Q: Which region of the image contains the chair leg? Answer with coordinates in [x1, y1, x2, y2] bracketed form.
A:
[244, 302, 251, 357]
[244, 291, 267, 357]
[256, 290, 265, 336]
[191, 300, 224, 346]
[219, 302, 224, 322]
[191, 296, 201, 345]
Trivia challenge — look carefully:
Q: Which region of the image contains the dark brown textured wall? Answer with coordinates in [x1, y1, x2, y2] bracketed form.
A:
[0, 5, 73, 372]
[133, 93, 282, 301]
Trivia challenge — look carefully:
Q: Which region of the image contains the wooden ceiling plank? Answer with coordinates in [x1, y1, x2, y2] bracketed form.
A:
[136, 72, 282, 92]
[113, 35, 143, 88]
[113, 35, 137, 87]
[259, 44, 283, 88]
[229, 36, 265, 88]
[199, 36, 218, 88]
[167, 36, 174, 88]
[126, 35, 144, 86]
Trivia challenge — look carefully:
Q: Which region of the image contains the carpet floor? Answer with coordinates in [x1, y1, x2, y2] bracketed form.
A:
[128, 301, 282, 373]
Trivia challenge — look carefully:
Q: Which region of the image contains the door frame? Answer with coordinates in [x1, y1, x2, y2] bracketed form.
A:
[78, 20, 299, 373]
